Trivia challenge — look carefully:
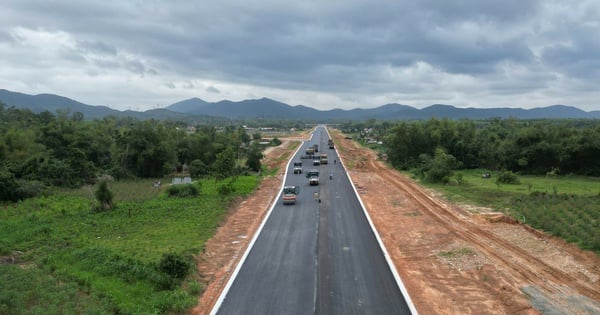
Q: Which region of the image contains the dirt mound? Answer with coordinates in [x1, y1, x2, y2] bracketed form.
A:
[476, 212, 519, 224]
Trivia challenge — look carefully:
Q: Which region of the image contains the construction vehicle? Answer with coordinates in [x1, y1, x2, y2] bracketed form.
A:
[306, 169, 320, 185]
[282, 186, 300, 205]
[320, 153, 328, 164]
[293, 161, 303, 174]
[328, 139, 334, 149]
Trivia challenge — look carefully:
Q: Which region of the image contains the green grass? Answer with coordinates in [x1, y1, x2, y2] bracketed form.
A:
[438, 247, 474, 258]
[0, 175, 260, 314]
[418, 169, 600, 209]
[413, 168, 600, 254]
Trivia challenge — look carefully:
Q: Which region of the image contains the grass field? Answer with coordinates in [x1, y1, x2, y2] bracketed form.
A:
[415, 169, 600, 254]
[0, 176, 259, 314]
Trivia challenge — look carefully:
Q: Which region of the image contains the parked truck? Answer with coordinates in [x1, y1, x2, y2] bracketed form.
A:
[282, 185, 300, 205]
[328, 139, 334, 149]
[306, 169, 320, 185]
[293, 161, 303, 174]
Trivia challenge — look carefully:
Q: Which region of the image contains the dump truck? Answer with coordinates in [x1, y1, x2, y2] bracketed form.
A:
[282, 185, 300, 205]
[320, 153, 328, 164]
[328, 139, 334, 149]
[293, 161, 303, 174]
[306, 169, 320, 185]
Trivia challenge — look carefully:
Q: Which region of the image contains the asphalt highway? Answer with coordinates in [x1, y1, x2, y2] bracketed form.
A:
[213, 126, 413, 315]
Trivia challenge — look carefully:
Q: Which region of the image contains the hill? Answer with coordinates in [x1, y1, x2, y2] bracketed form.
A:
[167, 98, 597, 120]
[1, 89, 598, 120]
[0, 89, 218, 122]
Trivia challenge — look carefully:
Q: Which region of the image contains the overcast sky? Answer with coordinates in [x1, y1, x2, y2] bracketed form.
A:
[1, 1, 599, 111]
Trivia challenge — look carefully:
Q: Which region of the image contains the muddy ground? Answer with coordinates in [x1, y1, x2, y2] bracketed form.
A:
[191, 130, 600, 315]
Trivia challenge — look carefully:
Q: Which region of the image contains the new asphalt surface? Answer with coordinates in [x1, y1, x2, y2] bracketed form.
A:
[213, 126, 412, 315]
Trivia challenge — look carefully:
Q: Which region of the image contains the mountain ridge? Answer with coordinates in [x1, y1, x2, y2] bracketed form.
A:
[1, 89, 598, 120]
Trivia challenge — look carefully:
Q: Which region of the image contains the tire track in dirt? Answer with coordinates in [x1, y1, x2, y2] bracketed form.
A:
[368, 155, 600, 302]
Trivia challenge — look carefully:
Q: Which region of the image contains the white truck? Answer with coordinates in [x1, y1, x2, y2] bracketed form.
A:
[293, 161, 303, 174]
[306, 169, 320, 185]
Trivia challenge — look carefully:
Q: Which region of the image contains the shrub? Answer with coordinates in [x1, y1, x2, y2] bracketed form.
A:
[496, 170, 520, 185]
[94, 180, 114, 211]
[159, 252, 190, 279]
[0, 166, 20, 202]
[419, 148, 459, 184]
[455, 173, 464, 185]
[166, 184, 199, 198]
[217, 182, 235, 195]
[270, 137, 282, 146]
[16, 179, 49, 199]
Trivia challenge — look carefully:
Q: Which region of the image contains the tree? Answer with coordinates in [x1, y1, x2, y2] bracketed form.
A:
[238, 126, 251, 144]
[114, 120, 178, 178]
[419, 147, 459, 184]
[246, 143, 264, 172]
[189, 159, 210, 178]
[213, 146, 236, 180]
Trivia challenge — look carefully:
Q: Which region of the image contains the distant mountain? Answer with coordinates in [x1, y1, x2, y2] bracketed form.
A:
[1, 89, 598, 121]
[0, 89, 201, 121]
[168, 97, 323, 119]
[167, 98, 599, 120]
[0, 89, 122, 119]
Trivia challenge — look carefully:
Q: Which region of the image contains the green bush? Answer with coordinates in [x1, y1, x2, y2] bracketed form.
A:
[159, 252, 190, 279]
[270, 137, 282, 146]
[217, 182, 235, 195]
[419, 148, 459, 183]
[94, 180, 114, 211]
[0, 166, 19, 202]
[16, 179, 49, 199]
[165, 184, 199, 198]
[496, 170, 520, 185]
[455, 173, 465, 185]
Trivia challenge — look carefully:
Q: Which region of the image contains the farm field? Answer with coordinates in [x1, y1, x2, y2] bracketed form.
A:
[419, 169, 600, 254]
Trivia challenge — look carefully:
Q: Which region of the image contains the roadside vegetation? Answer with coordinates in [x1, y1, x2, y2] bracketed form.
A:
[1, 177, 258, 314]
[339, 118, 600, 254]
[0, 103, 298, 313]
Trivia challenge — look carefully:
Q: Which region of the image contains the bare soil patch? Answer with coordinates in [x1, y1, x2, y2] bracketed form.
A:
[190, 129, 600, 315]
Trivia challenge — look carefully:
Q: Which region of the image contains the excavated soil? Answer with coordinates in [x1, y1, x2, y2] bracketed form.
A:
[191, 130, 600, 315]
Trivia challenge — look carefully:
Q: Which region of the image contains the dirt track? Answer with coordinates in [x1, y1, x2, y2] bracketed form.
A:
[191, 130, 600, 315]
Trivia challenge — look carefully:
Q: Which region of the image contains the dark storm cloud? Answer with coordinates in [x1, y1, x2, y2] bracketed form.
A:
[1, 0, 599, 110]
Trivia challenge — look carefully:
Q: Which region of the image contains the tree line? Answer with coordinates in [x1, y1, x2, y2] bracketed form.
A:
[341, 118, 600, 181]
[0, 103, 265, 201]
